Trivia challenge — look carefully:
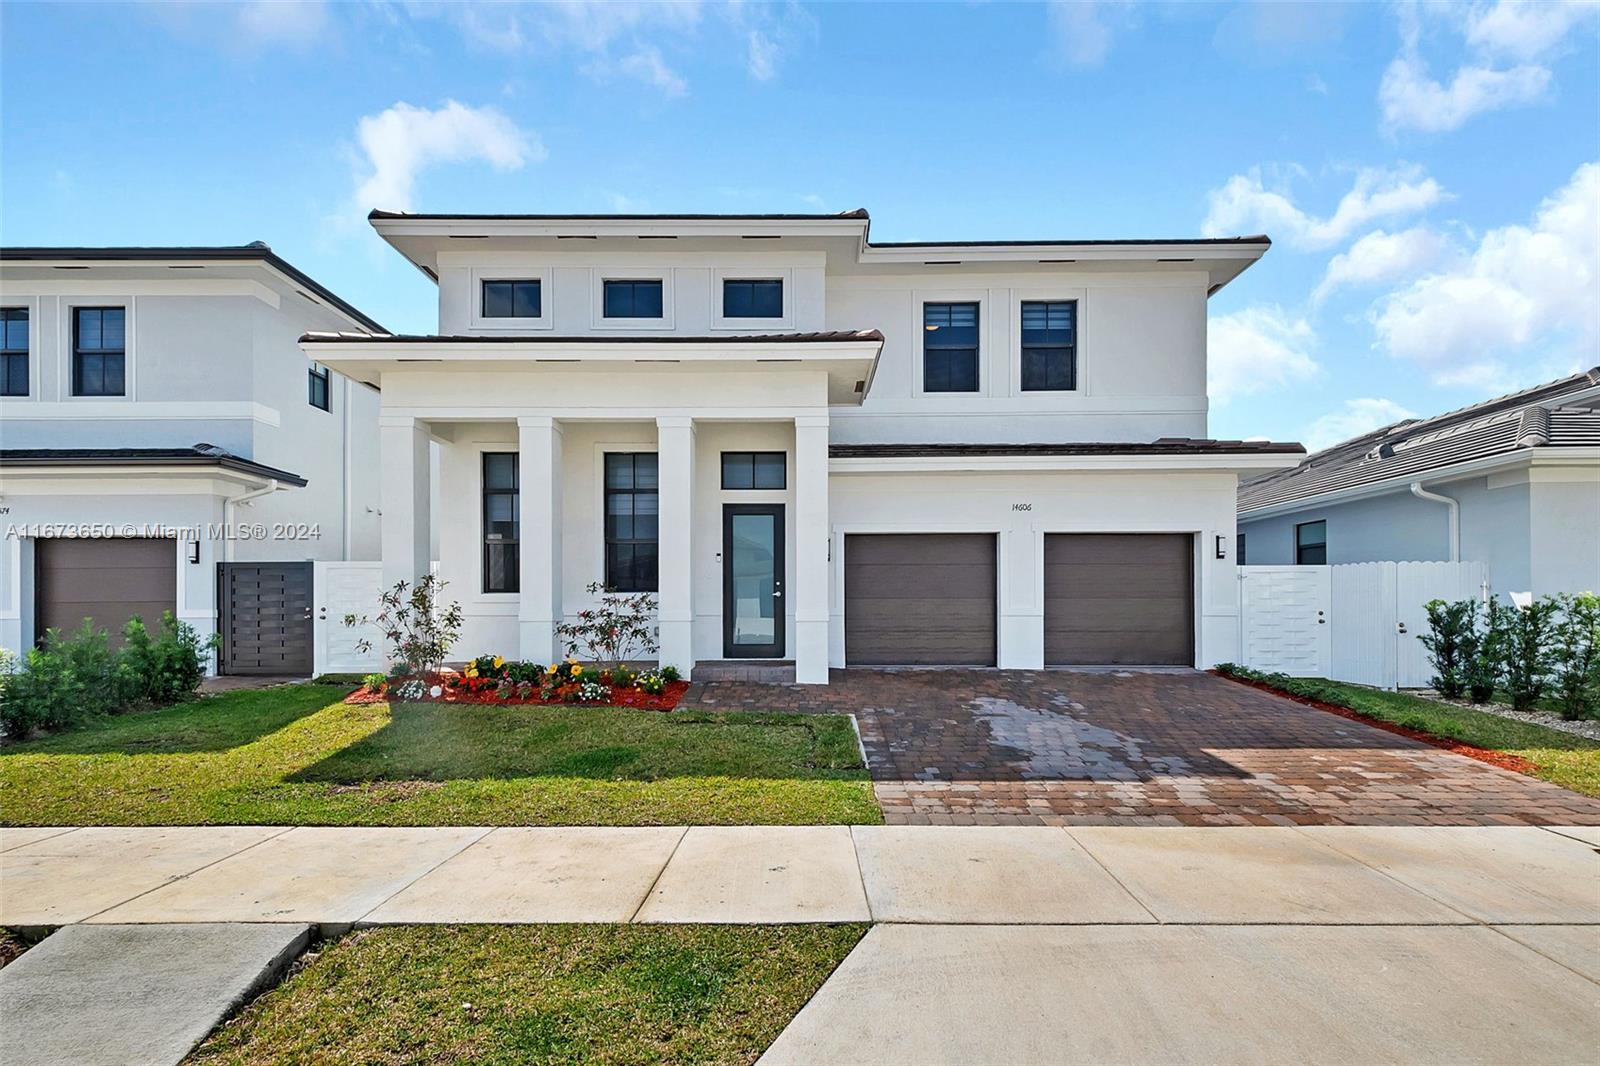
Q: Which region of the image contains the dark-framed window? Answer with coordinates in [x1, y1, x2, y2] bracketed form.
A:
[483, 453, 520, 593]
[1295, 520, 1327, 565]
[723, 278, 783, 318]
[603, 279, 664, 319]
[72, 306, 125, 397]
[721, 451, 786, 490]
[308, 363, 331, 412]
[482, 279, 541, 318]
[923, 302, 979, 393]
[1020, 300, 1077, 391]
[0, 308, 27, 397]
[604, 452, 658, 592]
[1237, 532, 1247, 565]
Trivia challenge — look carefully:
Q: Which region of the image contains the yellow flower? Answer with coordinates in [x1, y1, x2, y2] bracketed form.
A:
[464, 664, 478, 678]
[566, 656, 577, 664]
[493, 656, 504, 669]
[571, 664, 583, 676]
[549, 664, 559, 674]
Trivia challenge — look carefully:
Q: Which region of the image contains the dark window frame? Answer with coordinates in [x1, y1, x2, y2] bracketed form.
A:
[721, 278, 784, 319]
[1020, 299, 1078, 392]
[922, 301, 980, 393]
[482, 452, 520, 594]
[0, 307, 27, 397]
[602, 278, 665, 319]
[1295, 520, 1327, 566]
[481, 278, 542, 319]
[1237, 532, 1247, 566]
[720, 451, 787, 490]
[308, 363, 331, 412]
[604, 452, 659, 592]
[71, 305, 126, 397]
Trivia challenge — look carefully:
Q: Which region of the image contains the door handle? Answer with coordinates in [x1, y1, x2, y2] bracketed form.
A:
[773, 590, 782, 598]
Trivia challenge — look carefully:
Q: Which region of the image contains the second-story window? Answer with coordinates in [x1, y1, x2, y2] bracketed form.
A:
[1020, 300, 1077, 391]
[1295, 520, 1327, 565]
[603, 279, 663, 319]
[605, 452, 658, 592]
[0, 308, 27, 397]
[308, 363, 331, 412]
[923, 302, 979, 393]
[723, 279, 783, 318]
[483, 453, 520, 594]
[73, 306, 125, 397]
[482, 279, 541, 318]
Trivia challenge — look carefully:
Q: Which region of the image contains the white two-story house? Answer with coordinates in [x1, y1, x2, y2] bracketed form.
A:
[0, 245, 384, 674]
[303, 210, 1303, 684]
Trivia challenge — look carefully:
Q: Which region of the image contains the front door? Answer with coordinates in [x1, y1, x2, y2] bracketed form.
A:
[722, 504, 784, 658]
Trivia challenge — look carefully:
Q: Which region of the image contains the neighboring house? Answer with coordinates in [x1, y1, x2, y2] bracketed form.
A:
[1238, 368, 1600, 597]
[302, 208, 1301, 684]
[0, 245, 385, 674]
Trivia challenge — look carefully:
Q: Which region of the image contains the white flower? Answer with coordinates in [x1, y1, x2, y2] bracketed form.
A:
[429, 684, 443, 698]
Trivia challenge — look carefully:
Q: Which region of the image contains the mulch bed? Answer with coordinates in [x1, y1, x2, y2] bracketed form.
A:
[1214, 672, 1538, 775]
[345, 679, 691, 712]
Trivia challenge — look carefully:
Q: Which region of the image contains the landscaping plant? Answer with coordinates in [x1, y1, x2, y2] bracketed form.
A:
[1550, 592, 1600, 720]
[1420, 598, 1476, 699]
[1464, 597, 1506, 704]
[1501, 596, 1561, 712]
[346, 574, 464, 677]
[555, 582, 659, 670]
[117, 614, 215, 705]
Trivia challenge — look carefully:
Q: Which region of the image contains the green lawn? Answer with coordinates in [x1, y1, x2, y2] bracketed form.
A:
[0, 685, 881, 826]
[1221, 671, 1600, 799]
[189, 924, 865, 1066]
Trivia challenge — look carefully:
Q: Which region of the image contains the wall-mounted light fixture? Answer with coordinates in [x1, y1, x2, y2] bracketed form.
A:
[1214, 534, 1227, 560]
[188, 540, 201, 564]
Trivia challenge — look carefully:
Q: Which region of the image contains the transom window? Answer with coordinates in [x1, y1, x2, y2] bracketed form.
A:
[605, 453, 659, 592]
[308, 363, 331, 412]
[721, 451, 786, 490]
[1020, 300, 1077, 391]
[603, 279, 664, 319]
[483, 453, 520, 594]
[72, 306, 125, 397]
[722, 279, 783, 319]
[0, 308, 27, 397]
[923, 302, 979, 393]
[482, 279, 541, 319]
[1295, 520, 1327, 566]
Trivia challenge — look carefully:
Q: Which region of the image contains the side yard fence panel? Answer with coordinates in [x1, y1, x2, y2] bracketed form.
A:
[1239, 560, 1489, 689]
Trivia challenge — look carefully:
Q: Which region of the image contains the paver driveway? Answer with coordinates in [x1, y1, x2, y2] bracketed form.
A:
[684, 669, 1600, 826]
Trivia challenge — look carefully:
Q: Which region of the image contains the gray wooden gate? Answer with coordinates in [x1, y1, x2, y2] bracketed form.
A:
[218, 562, 314, 676]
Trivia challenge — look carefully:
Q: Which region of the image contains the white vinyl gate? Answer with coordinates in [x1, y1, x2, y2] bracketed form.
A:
[313, 561, 387, 676]
[1239, 560, 1489, 689]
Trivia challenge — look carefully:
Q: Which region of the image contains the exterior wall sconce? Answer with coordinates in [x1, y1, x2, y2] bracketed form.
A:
[188, 540, 201, 564]
[1215, 534, 1227, 560]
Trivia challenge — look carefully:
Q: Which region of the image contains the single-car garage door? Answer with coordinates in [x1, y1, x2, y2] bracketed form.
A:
[1045, 534, 1193, 666]
[845, 533, 996, 666]
[36, 537, 176, 647]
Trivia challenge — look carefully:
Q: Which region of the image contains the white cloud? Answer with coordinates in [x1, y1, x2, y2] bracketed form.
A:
[588, 45, 689, 97]
[1208, 306, 1320, 404]
[1370, 161, 1599, 385]
[1303, 398, 1419, 452]
[1202, 164, 1446, 249]
[747, 29, 778, 80]
[1314, 226, 1453, 302]
[352, 100, 541, 213]
[236, 0, 328, 45]
[1378, 0, 1598, 133]
[1046, 0, 1130, 68]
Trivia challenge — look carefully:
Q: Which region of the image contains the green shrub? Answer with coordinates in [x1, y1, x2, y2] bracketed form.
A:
[1420, 598, 1477, 699]
[1502, 597, 1560, 712]
[361, 673, 387, 692]
[504, 660, 544, 684]
[611, 663, 637, 688]
[117, 613, 212, 706]
[637, 671, 666, 696]
[1550, 593, 1600, 721]
[660, 664, 681, 683]
[1465, 599, 1506, 704]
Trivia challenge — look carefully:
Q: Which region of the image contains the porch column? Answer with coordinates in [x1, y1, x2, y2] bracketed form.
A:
[379, 415, 431, 595]
[793, 413, 830, 684]
[656, 416, 695, 678]
[518, 416, 564, 663]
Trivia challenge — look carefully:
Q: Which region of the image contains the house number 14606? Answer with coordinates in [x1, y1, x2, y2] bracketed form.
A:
[1011, 502, 1033, 511]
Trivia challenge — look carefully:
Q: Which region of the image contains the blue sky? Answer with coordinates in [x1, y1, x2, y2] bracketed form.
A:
[3, 1, 1597, 447]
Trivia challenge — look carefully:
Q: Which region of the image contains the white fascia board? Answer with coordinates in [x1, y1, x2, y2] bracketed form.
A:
[300, 339, 882, 363]
[856, 242, 1269, 265]
[370, 217, 871, 241]
[1235, 448, 1596, 521]
[830, 453, 1301, 475]
[0, 465, 285, 493]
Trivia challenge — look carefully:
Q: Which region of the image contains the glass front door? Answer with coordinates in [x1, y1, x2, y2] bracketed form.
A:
[722, 505, 785, 658]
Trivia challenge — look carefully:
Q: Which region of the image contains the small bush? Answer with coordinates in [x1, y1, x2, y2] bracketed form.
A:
[117, 614, 212, 705]
[1420, 598, 1476, 699]
[1502, 597, 1560, 712]
[660, 664, 681, 683]
[637, 671, 666, 696]
[1465, 599, 1506, 704]
[504, 660, 545, 684]
[556, 583, 660, 669]
[1550, 592, 1600, 720]
[362, 673, 387, 692]
[346, 574, 464, 676]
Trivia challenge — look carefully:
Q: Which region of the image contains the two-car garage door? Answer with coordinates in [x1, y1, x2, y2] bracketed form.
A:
[843, 532, 1193, 667]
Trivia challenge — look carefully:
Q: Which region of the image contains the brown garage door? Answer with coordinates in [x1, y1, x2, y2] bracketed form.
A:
[845, 534, 996, 666]
[1045, 534, 1193, 666]
[36, 538, 176, 647]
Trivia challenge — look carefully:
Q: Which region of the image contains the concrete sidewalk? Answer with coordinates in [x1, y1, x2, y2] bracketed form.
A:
[3, 823, 1597, 927]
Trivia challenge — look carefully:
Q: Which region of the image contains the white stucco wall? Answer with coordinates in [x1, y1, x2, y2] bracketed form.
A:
[1529, 467, 1600, 595]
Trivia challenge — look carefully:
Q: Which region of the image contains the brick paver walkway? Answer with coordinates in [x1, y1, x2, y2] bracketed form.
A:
[683, 669, 1600, 826]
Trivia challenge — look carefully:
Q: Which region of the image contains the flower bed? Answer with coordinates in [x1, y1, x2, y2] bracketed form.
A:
[347, 676, 690, 711]
[347, 657, 690, 712]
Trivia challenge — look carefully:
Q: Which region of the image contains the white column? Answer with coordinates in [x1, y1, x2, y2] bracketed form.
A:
[518, 416, 563, 663]
[380, 415, 432, 595]
[793, 414, 830, 683]
[655, 415, 695, 678]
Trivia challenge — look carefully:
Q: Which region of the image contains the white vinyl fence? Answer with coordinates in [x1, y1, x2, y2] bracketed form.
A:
[1239, 560, 1489, 690]
[313, 561, 387, 676]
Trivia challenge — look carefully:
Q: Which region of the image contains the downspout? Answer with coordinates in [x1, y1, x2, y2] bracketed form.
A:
[224, 480, 281, 563]
[1409, 481, 1459, 562]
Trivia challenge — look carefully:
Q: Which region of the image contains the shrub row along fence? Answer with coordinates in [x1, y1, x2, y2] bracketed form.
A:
[1419, 592, 1599, 720]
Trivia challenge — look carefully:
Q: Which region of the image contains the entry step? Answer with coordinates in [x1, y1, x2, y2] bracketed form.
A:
[693, 660, 796, 683]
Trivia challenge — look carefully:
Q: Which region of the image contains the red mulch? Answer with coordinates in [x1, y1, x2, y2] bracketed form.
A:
[346, 678, 690, 711]
[1213, 672, 1538, 775]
